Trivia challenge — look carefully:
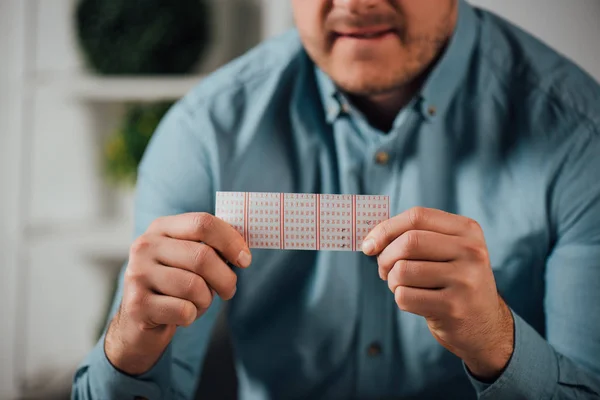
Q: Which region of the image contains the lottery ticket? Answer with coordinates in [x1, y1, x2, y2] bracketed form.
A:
[215, 191, 390, 251]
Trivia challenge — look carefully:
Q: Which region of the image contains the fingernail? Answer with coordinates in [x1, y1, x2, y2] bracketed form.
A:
[362, 238, 376, 255]
[237, 250, 252, 268]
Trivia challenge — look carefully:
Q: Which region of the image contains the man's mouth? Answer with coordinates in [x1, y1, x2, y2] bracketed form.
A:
[334, 28, 395, 40]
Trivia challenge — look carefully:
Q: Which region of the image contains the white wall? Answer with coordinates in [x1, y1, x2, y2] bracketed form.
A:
[469, 0, 600, 81]
[0, 1, 26, 398]
[261, 0, 294, 39]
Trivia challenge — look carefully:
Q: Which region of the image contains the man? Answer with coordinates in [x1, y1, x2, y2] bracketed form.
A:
[72, 0, 600, 399]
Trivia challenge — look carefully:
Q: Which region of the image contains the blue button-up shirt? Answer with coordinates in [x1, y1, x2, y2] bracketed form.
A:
[72, 1, 600, 399]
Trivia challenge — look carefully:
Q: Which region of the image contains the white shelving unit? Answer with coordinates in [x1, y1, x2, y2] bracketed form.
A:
[33, 73, 205, 102]
[20, 73, 209, 267]
[20, 73, 210, 269]
[27, 218, 133, 261]
[1, 0, 294, 398]
[24, 72, 206, 264]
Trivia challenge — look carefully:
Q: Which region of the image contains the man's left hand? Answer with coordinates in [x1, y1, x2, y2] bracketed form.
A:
[362, 207, 514, 380]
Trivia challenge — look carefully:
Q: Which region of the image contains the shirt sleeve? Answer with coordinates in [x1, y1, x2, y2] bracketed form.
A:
[465, 125, 600, 399]
[71, 94, 225, 400]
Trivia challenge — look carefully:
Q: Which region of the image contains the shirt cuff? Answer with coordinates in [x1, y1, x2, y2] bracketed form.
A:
[464, 310, 559, 400]
[73, 333, 172, 399]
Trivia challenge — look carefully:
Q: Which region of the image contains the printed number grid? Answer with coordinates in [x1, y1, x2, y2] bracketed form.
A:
[319, 194, 353, 251]
[355, 195, 390, 249]
[215, 192, 245, 239]
[283, 193, 317, 250]
[215, 192, 389, 251]
[247, 192, 281, 249]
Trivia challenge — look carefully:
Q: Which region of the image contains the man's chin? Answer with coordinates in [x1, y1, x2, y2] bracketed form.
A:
[327, 60, 423, 97]
[332, 74, 405, 97]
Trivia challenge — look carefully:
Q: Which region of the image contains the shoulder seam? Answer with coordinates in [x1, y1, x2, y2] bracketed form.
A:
[181, 66, 279, 116]
[478, 48, 600, 138]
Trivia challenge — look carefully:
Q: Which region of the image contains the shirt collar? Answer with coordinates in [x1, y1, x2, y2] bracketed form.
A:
[315, 0, 478, 124]
[315, 66, 342, 124]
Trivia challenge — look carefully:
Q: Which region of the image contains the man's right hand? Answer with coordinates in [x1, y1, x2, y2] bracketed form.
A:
[104, 212, 251, 375]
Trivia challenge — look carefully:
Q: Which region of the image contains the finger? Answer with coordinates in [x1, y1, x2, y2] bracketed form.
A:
[362, 207, 479, 256]
[147, 212, 252, 268]
[151, 237, 238, 300]
[377, 230, 464, 278]
[394, 286, 448, 318]
[141, 292, 199, 327]
[386, 260, 456, 292]
[146, 265, 215, 313]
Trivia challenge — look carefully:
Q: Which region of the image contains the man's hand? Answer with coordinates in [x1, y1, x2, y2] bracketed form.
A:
[362, 207, 514, 380]
[105, 212, 251, 376]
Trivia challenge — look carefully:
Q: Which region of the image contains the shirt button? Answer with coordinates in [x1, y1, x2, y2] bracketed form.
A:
[374, 151, 390, 165]
[427, 105, 437, 116]
[367, 341, 382, 357]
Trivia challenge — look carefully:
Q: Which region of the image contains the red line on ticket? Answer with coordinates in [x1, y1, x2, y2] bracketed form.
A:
[316, 194, 320, 250]
[280, 192, 284, 250]
[215, 191, 390, 251]
[243, 192, 249, 243]
[352, 195, 356, 251]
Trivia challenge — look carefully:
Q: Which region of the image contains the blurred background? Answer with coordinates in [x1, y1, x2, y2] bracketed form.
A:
[0, 0, 598, 399]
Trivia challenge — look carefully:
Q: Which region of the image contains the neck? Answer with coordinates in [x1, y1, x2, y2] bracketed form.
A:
[347, 77, 425, 132]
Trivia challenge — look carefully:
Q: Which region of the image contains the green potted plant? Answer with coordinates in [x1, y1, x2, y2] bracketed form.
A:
[103, 102, 173, 187]
[75, 0, 211, 75]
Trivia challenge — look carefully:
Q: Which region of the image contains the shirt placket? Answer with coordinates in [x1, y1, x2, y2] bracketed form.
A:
[331, 109, 415, 397]
[357, 132, 404, 398]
